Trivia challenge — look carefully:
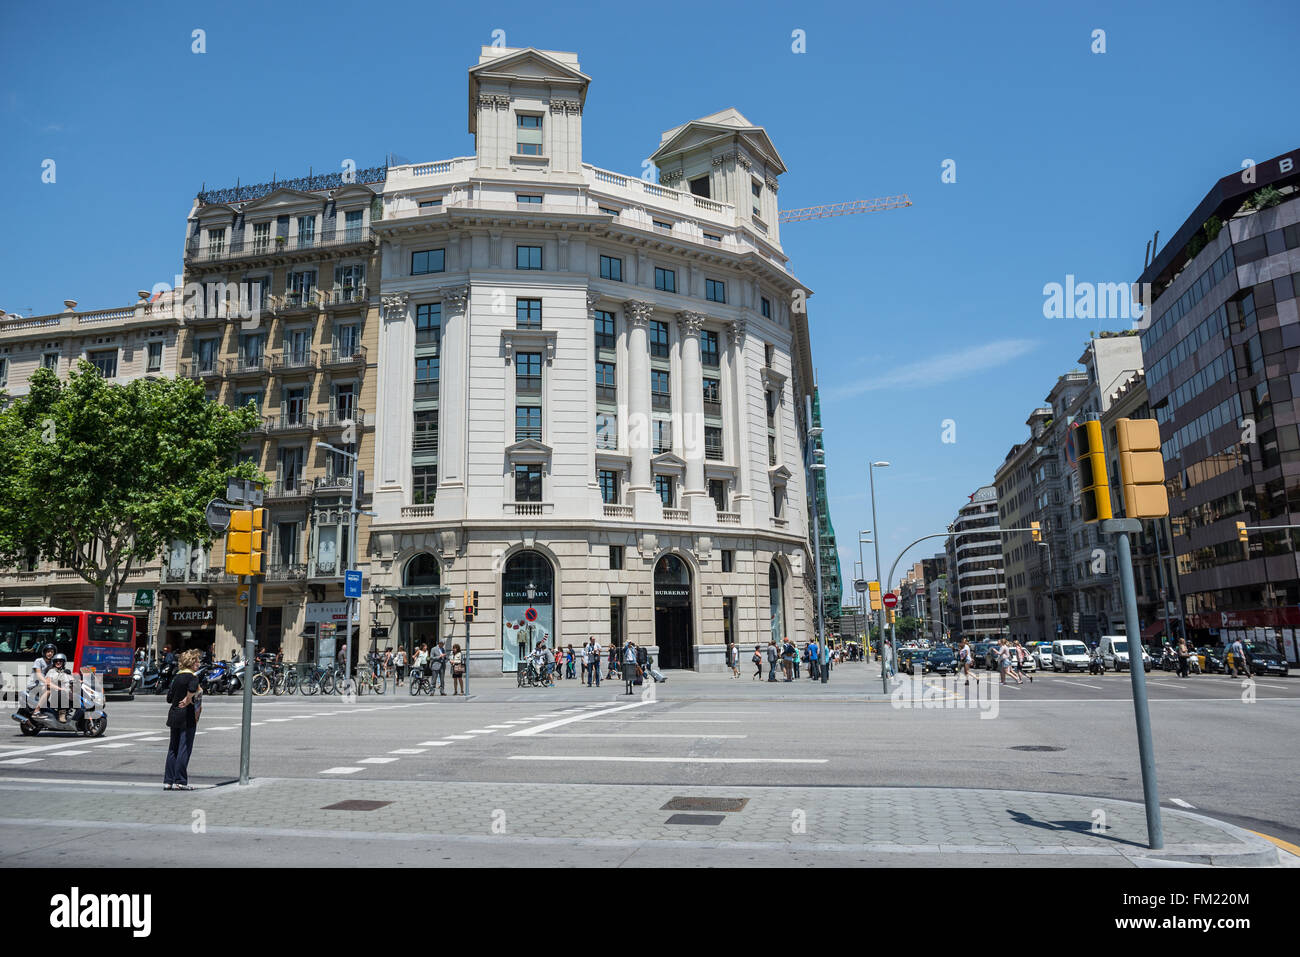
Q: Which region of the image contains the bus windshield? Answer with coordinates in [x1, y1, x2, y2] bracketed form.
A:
[0, 615, 80, 661]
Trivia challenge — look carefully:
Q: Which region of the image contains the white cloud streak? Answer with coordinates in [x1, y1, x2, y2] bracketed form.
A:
[823, 338, 1038, 401]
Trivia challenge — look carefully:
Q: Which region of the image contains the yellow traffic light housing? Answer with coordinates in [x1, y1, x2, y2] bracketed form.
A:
[1114, 418, 1169, 519]
[224, 508, 267, 576]
[868, 581, 882, 611]
[1074, 420, 1112, 523]
[1237, 521, 1248, 543]
[463, 590, 476, 622]
[1030, 521, 1041, 543]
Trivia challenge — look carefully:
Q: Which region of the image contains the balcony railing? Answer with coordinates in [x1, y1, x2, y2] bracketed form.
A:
[663, 507, 689, 522]
[702, 398, 722, 417]
[313, 475, 354, 494]
[329, 286, 368, 306]
[515, 427, 543, 442]
[414, 380, 440, 398]
[185, 226, 373, 262]
[510, 502, 546, 516]
[271, 351, 317, 372]
[705, 443, 725, 461]
[319, 408, 364, 430]
[651, 393, 672, 412]
[266, 479, 310, 499]
[227, 354, 266, 376]
[596, 384, 617, 403]
[413, 431, 439, 453]
[603, 503, 633, 519]
[596, 433, 618, 450]
[321, 345, 367, 368]
[401, 504, 438, 518]
[264, 563, 308, 581]
[279, 291, 319, 312]
[310, 561, 340, 579]
[717, 511, 741, 524]
[518, 375, 542, 395]
[181, 360, 222, 379]
[267, 413, 313, 433]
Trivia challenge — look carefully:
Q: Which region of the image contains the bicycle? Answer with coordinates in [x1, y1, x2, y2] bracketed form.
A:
[298, 664, 335, 696]
[273, 663, 298, 695]
[354, 666, 386, 695]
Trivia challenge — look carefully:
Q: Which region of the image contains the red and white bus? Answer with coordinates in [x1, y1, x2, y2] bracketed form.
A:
[0, 608, 136, 696]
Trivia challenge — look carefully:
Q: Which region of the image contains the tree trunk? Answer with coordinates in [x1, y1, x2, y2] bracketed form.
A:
[94, 583, 107, 612]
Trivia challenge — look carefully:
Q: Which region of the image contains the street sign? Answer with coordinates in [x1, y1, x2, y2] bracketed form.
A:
[344, 570, 363, 599]
[882, 593, 898, 609]
[236, 587, 249, 608]
[525, 607, 538, 622]
[853, 579, 868, 593]
[204, 499, 234, 535]
[226, 478, 265, 507]
[1072, 611, 1080, 633]
[134, 589, 154, 608]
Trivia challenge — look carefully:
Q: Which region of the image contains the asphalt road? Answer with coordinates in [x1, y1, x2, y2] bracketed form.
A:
[2, 662, 1297, 848]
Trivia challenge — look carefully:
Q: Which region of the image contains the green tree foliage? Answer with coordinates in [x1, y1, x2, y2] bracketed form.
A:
[0, 364, 262, 609]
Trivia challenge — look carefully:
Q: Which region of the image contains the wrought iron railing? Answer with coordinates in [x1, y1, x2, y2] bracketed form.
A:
[197, 167, 387, 205]
[322, 345, 367, 366]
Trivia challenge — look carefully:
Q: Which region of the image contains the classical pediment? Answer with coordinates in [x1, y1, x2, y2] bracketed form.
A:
[652, 451, 687, 474]
[769, 463, 793, 485]
[240, 187, 323, 213]
[651, 110, 786, 174]
[505, 438, 553, 464]
[469, 47, 591, 133]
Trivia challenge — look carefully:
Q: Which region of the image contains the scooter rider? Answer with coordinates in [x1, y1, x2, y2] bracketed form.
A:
[34, 652, 74, 724]
[26, 644, 57, 717]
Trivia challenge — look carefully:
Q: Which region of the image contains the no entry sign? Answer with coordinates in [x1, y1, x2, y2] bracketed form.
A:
[883, 593, 898, 609]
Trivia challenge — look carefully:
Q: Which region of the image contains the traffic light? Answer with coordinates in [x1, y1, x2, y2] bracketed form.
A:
[1114, 418, 1169, 519]
[868, 581, 882, 611]
[224, 509, 266, 576]
[463, 590, 478, 622]
[1030, 521, 1041, 543]
[1074, 420, 1112, 523]
[887, 608, 896, 624]
[1237, 521, 1249, 543]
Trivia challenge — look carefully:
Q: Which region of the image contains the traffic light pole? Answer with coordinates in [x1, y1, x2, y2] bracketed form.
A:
[1104, 518, 1163, 849]
[239, 574, 259, 786]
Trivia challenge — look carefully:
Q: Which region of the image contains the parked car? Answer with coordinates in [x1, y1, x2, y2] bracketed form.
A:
[1051, 639, 1091, 672]
[1230, 643, 1290, 677]
[1033, 642, 1054, 670]
[1098, 635, 1152, 672]
[970, 641, 992, 669]
[1018, 649, 1037, 672]
[1196, 645, 1226, 674]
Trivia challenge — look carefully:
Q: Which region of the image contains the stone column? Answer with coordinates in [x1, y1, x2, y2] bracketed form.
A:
[434, 285, 470, 520]
[374, 292, 410, 524]
[624, 299, 656, 519]
[677, 311, 709, 521]
[726, 318, 752, 524]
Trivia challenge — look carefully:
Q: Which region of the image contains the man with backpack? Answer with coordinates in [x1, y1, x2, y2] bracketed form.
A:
[585, 635, 602, 687]
[765, 639, 779, 682]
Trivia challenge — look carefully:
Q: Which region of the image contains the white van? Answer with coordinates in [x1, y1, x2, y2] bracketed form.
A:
[1051, 639, 1091, 672]
[1098, 635, 1152, 672]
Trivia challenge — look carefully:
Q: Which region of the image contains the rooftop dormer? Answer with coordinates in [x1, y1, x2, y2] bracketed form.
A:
[468, 46, 590, 181]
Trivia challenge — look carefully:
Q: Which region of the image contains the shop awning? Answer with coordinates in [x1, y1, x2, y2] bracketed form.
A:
[1141, 620, 1165, 639]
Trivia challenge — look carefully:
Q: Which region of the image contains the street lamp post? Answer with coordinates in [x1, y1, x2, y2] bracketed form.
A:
[869, 462, 890, 693]
[857, 533, 872, 652]
[318, 441, 362, 693]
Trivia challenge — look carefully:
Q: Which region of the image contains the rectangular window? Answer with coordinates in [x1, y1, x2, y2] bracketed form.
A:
[705, 426, 723, 460]
[595, 413, 618, 450]
[650, 320, 670, 359]
[655, 267, 677, 293]
[297, 216, 315, 247]
[599, 255, 623, 282]
[287, 270, 316, 304]
[773, 486, 786, 518]
[516, 353, 542, 395]
[655, 475, 674, 506]
[146, 341, 163, 373]
[703, 232, 722, 243]
[703, 377, 721, 409]
[252, 222, 270, 253]
[653, 419, 672, 454]
[701, 330, 719, 367]
[609, 545, 624, 570]
[651, 369, 671, 411]
[751, 181, 762, 199]
[413, 410, 438, 453]
[594, 310, 615, 349]
[415, 356, 439, 397]
[721, 549, 734, 573]
[89, 350, 117, 378]
[599, 206, 620, 216]
[516, 298, 543, 329]
[418, 199, 442, 209]
[517, 194, 543, 204]
[197, 338, 219, 372]
[42, 352, 59, 371]
[515, 464, 542, 502]
[411, 249, 445, 275]
[706, 279, 726, 303]
[516, 245, 542, 270]
[516, 114, 543, 156]
[412, 465, 438, 505]
[689, 176, 710, 199]
[207, 228, 226, 254]
[596, 361, 617, 402]
[515, 406, 542, 442]
[710, 479, 728, 512]
[0, 357, 6, 387]
[599, 469, 619, 504]
[761, 297, 771, 319]
[415, 303, 441, 343]
[344, 210, 363, 242]
[335, 323, 360, 358]
[653, 220, 673, 232]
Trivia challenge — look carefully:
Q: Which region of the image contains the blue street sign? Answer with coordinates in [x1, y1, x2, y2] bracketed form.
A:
[344, 570, 363, 599]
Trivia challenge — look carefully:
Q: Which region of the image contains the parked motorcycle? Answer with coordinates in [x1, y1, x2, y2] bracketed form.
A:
[130, 659, 162, 695]
[153, 660, 177, 695]
[226, 658, 246, 695]
[12, 671, 108, 737]
[199, 660, 233, 695]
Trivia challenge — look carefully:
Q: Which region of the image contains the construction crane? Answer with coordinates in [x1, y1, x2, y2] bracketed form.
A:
[779, 195, 912, 224]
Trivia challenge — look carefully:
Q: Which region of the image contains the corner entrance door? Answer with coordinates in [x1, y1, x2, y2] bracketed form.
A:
[653, 554, 693, 669]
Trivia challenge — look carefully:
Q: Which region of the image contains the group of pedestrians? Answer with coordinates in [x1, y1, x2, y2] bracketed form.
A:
[744, 637, 836, 683]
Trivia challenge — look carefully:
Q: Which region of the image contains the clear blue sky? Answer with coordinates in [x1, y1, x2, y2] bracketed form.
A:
[3, 0, 1297, 590]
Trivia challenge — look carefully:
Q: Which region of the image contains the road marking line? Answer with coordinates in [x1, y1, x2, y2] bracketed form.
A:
[1057, 680, 1103, 689]
[0, 730, 158, 758]
[357, 757, 398, 764]
[444, 735, 474, 740]
[578, 718, 743, 724]
[320, 767, 364, 775]
[463, 729, 496, 734]
[47, 750, 90, 756]
[389, 749, 427, 754]
[139, 736, 169, 742]
[205, 726, 238, 730]
[1254, 683, 1290, 690]
[0, 758, 42, 765]
[96, 743, 135, 749]
[508, 755, 827, 764]
[264, 718, 292, 722]
[511, 700, 653, 736]
[417, 741, 453, 747]
[484, 725, 513, 729]
[1249, 829, 1300, 859]
[1169, 798, 1195, 808]
[530, 738, 748, 743]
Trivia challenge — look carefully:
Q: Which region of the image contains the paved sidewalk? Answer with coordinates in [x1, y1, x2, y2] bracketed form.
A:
[0, 776, 1283, 867]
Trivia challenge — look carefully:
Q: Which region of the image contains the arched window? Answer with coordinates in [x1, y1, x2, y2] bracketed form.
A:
[502, 550, 555, 673]
[404, 553, 440, 587]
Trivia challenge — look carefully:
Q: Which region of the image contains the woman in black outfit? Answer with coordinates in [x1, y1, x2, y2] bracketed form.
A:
[164, 649, 203, 791]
